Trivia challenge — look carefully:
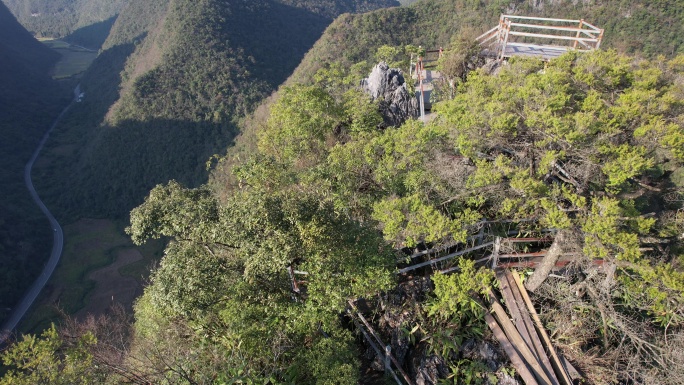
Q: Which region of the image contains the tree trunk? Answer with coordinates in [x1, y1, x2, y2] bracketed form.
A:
[525, 231, 566, 292]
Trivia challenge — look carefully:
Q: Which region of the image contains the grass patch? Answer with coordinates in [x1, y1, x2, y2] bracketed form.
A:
[39, 39, 98, 79]
[18, 219, 165, 334]
[118, 238, 165, 285]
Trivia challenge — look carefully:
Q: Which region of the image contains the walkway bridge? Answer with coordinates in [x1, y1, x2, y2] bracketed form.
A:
[477, 15, 604, 62]
[411, 48, 443, 119]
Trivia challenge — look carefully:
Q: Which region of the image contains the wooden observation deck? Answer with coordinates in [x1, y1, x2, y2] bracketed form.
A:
[477, 15, 604, 62]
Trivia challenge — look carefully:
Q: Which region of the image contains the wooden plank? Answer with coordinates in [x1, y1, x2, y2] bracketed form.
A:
[503, 237, 553, 243]
[489, 292, 554, 385]
[397, 241, 494, 274]
[509, 22, 599, 34]
[502, 15, 582, 23]
[504, 271, 560, 385]
[498, 258, 603, 269]
[496, 270, 543, 366]
[508, 31, 599, 42]
[498, 251, 548, 259]
[485, 311, 540, 385]
[559, 353, 583, 381]
[510, 271, 574, 385]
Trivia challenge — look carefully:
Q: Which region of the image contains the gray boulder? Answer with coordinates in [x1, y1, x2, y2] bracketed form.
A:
[361, 62, 419, 127]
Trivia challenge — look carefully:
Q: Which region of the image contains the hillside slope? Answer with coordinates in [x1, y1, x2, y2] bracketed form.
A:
[289, 0, 684, 85]
[0, 2, 68, 323]
[34, 0, 398, 222]
[225, 0, 684, 166]
[1, 0, 128, 48]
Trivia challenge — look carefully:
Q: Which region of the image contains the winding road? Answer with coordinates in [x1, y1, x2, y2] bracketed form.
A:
[0, 93, 76, 345]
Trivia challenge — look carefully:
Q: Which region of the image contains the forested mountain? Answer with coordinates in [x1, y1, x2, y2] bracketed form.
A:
[287, 0, 684, 86]
[2, 0, 684, 384]
[5, 44, 683, 385]
[0, 2, 68, 324]
[33, 0, 399, 224]
[1, 0, 128, 48]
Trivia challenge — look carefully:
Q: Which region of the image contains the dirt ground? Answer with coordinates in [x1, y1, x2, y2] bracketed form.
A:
[20, 218, 153, 332]
[75, 247, 143, 319]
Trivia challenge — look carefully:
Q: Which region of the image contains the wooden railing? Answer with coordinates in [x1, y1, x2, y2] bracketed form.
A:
[477, 15, 604, 61]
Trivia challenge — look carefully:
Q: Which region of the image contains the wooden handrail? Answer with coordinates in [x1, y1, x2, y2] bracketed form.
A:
[509, 22, 601, 34]
[478, 14, 604, 61]
[476, 25, 500, 41]
[508, 31, 599, 42]
[501, 15, 582, 23]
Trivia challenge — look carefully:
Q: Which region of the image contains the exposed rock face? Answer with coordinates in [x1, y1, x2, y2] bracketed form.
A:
[361, 62, 419, 127]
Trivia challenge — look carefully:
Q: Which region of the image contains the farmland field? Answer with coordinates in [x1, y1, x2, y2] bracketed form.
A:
[39, 38, 98, 79]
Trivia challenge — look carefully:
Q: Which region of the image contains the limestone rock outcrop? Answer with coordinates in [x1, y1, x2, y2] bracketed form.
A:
[361, 62, 419, 127]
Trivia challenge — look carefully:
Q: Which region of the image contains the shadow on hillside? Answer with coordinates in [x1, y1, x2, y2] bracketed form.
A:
[63, 16, 118, 50]
[234, 0, 330, 88]
[37, 114, 238, 220]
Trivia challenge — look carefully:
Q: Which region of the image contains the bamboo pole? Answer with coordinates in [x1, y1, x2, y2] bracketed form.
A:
[502, 270, 560, 385]
[510, 271, 574, 385]
[489, 291, 554, 385]
[485, 311, 540, 385]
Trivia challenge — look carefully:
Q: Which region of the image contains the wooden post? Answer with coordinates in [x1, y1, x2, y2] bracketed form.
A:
[498, 19, 511, 62]
[492, 236, 501, 269]
[418, 57, 425, 121]
[596, 29, 604, 49]
[573, 19, 584, 49]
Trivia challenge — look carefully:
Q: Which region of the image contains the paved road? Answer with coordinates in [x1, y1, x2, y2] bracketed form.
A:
[0, 96, 75, 345]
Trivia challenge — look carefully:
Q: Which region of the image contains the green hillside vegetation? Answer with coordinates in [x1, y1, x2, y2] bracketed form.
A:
[2, 0, 128, 48]
[33, 0, 398, 224]
[5, 48, 682, 384]
[0, 2, 68, 323]
[233, 0, 684, 171]
[4, 0, 684, 383]
[288, 0, 684, 87]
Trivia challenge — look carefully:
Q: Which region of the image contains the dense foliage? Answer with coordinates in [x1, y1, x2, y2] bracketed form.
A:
[0, 2, 68, 323]
[8, 48, 682, 383]
[2, 0, 128, 48]
[288, 0, 684, 86]
[140, 49, 684, 383]
[4, 0, 684, 383]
